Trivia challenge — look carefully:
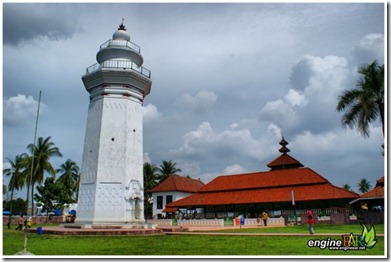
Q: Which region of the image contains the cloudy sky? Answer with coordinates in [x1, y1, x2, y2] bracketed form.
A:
[2, 2, 385, 197]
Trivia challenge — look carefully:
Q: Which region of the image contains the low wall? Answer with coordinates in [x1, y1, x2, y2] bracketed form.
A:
[3, 215, 64, 226]
[242, 217, 285, 226]
[182, 219, 224, 227]
[148, 219, 173, 227]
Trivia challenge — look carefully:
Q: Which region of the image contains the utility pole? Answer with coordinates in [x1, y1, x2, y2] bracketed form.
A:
[20, 90, 41, 255]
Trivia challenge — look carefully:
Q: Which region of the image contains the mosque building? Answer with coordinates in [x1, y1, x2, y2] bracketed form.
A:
[162, 137, 360, 221]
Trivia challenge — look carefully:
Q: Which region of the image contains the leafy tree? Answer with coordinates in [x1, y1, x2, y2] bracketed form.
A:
[26, 136, 62, 215]
[342, 184, 351, 191]
[56, 159, 80, 200]
[3, 198, 28, 214]
[3, 154, 28, 215]
[357, 178, 371, 194]
[34, 177, 74, 215]
[143, 162, 158, 218]
[156, 160, 182, 183]
[336, 60, 384, 138]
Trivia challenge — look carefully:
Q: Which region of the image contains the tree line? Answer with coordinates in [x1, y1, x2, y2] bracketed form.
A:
[3, 137, 182, 218]
[3, 136, 79, 216]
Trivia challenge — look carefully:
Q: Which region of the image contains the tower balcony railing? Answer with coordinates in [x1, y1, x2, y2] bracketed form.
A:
[85, 60, 151, 78]
[100, 39, 141, 53]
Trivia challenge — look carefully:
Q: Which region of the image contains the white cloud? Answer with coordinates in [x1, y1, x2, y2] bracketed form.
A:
[142, 103, 161, 124]
[230, 123, 239, 129]
[284, 89, 307, 107]
[143, 152, 152, 164]
[352, 33, 384, 65]
[175, 89, 217, 113]
[222, 164, 247, 175]
[293, 125, 383, 157]
[304, 55, 349, 99]
[260, 54, 350, 133]
[259, 99, 300, 129]
[3, 94, 44, 126]
[168, 121, 281, 175]
[267, 123, 282, 138]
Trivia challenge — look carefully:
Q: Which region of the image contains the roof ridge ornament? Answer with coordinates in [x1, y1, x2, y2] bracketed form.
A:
[118, 18, 126, 31]
[279, 136, 290, 154]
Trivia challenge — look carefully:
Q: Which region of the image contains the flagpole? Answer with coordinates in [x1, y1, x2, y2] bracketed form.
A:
[291, 190, 297, 225]
[21, 90, 42, 255]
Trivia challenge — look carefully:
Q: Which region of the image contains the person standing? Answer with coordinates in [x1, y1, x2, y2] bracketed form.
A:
[307, 210, 315, 234]
[261, 211, 269, 226]
[27, 217, 33, 228]
[7, 214, 12, 229]
[15, 214, 24, 231]
[177, 211, 183, 228]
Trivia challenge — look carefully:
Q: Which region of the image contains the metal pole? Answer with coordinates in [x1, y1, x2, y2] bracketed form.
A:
[291, 190, 297, 225]
[22, 90, 42, 254]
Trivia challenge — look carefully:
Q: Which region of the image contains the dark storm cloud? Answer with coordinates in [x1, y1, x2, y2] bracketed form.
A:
[3, 3, 81, 46]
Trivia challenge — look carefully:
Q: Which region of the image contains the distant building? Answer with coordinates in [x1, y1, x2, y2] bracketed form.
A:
[149, 175, 205, 218]
[165, 137, 359, 219]
[350, 176, 384, 213]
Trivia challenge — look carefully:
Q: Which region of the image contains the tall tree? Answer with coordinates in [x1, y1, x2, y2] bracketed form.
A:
[3, 154, 28, 216]
[357, 178, 371, 194]
[143, 162, 158, 218]
[26, 136, 62, 215]
[336, 60, 384, 138]
[56, 159, 80, 201]
[156, 160, 182, 183]
[34, 177, 74, 215]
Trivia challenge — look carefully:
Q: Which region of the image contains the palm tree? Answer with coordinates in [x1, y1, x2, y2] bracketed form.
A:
[156, 160, 182, 183]
[56, 159, 80, 201]
[342, 184, 351, 191]
[144, 162, 159, 189]
[3, 154, 28, 216]
[143, 162, 159, 217]
[357, 178, 371, 194]
[26, 136, 62, 215]
[336, 60, 384, 138]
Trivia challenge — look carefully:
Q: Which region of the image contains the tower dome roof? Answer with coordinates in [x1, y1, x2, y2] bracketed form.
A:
[112, 21, 130, 41]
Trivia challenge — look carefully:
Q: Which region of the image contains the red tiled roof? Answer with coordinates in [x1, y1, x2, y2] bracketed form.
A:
[165, 166, 359, 208]
[162, 207, 178, 213]
[360, 186, 384, 198]
[376, 176, 384, 187]
[166, 183, 359, 207]
[198, 168, 326, 192]
[149, 175, 205, 193]
[267, 153, 304, 170]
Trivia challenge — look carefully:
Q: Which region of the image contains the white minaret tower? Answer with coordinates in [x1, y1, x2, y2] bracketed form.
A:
[76, 21, 152, 226]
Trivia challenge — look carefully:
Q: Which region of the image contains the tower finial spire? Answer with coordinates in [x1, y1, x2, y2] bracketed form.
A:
[278, 136, 290, 154]
[118, 18, 126, 31]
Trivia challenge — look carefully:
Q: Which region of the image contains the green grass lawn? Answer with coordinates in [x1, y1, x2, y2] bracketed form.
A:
[2, 224, 385, 256]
